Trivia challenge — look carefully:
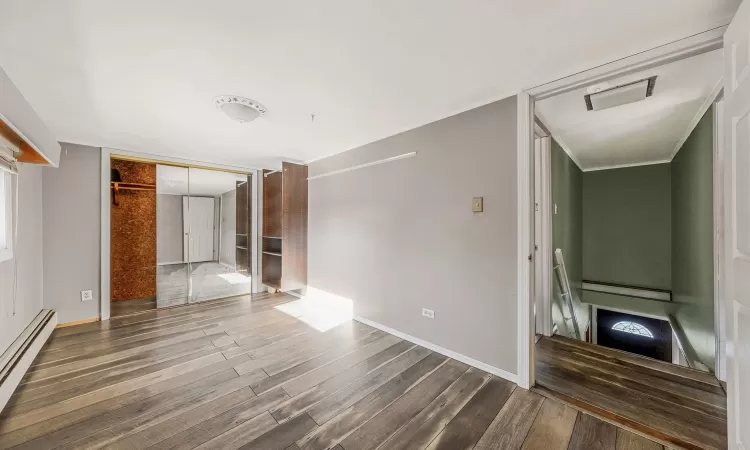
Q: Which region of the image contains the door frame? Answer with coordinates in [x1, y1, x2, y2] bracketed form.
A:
[515, 26, 727, 389]
[533, 133, 553, 338]
[100, 148, 260, 320]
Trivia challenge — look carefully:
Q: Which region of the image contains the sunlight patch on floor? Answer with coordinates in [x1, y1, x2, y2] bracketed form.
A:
[274, 287, 353, 332]
[217, 272, 251, 285]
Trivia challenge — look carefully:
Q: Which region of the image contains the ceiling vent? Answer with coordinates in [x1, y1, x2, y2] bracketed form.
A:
[584, 76, 656, 111]
[214, 96, 267, 123]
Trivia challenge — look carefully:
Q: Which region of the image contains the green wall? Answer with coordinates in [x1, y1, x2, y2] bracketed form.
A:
[551, 139, 586, 337]
[583, 164, 672, 291]
[671, 105, 715, 372]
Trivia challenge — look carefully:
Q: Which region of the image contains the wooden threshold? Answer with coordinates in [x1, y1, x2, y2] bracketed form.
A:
[532, 384, 697, 450]
[56, 318, 99, 329]
[534, 335, 726, 450]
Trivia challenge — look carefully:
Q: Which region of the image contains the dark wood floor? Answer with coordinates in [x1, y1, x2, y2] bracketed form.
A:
[535, 335, 727, 450]
[1, 293, 666, 450]
[111, 297, 157, 318]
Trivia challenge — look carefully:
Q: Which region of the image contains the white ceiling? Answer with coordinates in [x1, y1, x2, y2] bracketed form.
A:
[157, 165, 246, 196]
[0, 1, 740, 168]
[536, 50, 723, 171]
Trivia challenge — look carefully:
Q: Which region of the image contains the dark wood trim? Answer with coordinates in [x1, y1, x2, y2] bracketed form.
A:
[281, 162, 308, 293]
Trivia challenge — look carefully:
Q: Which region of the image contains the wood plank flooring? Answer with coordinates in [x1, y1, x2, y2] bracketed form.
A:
[535, 335, 727, 450]
[1, 293, 666, 449]
[111, 298, 157, 318]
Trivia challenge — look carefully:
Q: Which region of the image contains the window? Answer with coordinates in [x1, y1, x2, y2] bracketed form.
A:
[0, 170, 12, 262]
[612, 321, 654, 338]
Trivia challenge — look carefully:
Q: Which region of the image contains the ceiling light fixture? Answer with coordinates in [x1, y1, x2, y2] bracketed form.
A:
[214, 95, 267, 123]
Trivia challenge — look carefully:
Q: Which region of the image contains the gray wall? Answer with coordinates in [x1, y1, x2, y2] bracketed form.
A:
[220, 190, 236, 267]
[0, 164, 44, 355]
[551, 140, 587, 337]
[157, 194, 183, 264]
[583, 164, 672, 290]
[42, 143, 101, 324]
[672, 106, 715, 372]
[308, 97, 518, 374]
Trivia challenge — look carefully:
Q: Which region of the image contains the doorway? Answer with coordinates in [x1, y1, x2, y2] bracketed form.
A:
[526, 37, 729, 450]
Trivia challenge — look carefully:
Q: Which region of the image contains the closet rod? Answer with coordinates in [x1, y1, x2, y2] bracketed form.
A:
[307, 152, 416, 181]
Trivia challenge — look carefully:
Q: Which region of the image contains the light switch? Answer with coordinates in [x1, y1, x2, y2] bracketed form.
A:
[472, 197, 483, 212]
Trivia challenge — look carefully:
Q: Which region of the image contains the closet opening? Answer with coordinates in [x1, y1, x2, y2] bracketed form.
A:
[109, 156, 254, 318]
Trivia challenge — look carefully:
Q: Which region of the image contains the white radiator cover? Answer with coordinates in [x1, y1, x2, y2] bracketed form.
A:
[0, 309, 57, 413]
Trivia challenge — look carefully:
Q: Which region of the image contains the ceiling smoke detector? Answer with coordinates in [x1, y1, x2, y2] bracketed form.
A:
[584, 76, 657, 111]
[214, 95, 267, 123]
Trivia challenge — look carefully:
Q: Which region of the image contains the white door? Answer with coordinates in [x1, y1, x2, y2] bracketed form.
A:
[183, 196, 215, 263]
[724, 0, 750, 446]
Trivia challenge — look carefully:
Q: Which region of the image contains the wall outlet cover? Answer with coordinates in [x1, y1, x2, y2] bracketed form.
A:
[422, 308, 435, 319]
[472, 197, 483, 213]
[81, 290, 94, 302]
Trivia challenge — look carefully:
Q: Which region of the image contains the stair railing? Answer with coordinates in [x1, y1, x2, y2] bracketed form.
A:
[553, 248, 582, 341]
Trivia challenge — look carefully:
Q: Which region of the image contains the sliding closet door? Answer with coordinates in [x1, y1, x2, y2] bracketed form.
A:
[187, 167, 251, 303]
[155, 164, 189, 308]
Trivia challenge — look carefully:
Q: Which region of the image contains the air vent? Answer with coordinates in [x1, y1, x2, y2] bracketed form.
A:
[584, 76, 656, 111]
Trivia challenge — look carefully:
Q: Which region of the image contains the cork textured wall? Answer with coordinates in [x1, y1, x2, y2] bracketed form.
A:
[111, 159, 157, 301]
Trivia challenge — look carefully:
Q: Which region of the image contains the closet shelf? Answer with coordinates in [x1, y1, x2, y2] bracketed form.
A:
[263, 251, 282, 257]
[236, 246, 248, 250]
[263, 236, 283, 239]
[110, 182, 156, 191]
[110, 182, 156, 206]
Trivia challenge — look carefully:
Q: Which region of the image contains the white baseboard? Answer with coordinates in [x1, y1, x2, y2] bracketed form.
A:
[353, 315, 518, 385]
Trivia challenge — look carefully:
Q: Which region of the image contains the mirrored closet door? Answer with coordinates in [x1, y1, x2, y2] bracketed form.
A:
[186, 167, 251, 303]
[156, 164, 252, 307]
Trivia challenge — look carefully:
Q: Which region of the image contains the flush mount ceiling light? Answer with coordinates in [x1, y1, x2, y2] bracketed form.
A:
[584, 76, 657, 111]
[214, 95, 267, 123]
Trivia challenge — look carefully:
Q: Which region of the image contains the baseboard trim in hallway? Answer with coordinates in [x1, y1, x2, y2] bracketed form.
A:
[55, 318, 99, 328]
[353, 315, 518, 384]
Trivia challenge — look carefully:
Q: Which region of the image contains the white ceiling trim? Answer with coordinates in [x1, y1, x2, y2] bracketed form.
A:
[583, 159, 671, 172]
[525, 26, 726, 100]
[104, 147, 259, 173]
[666, 77, 724, 161]
[534, 111, 584, 170]
[303, 87, 520, 165]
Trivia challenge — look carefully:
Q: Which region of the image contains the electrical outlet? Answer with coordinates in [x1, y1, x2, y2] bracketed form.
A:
[422, 308, 435, 319]
[81, 290, 94, 302]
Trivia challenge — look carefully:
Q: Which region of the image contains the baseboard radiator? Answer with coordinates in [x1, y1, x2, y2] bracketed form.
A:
[0, 310, 57, 413]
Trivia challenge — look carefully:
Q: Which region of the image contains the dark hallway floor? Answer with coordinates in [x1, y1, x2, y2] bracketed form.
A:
[535, 335, 727, 450]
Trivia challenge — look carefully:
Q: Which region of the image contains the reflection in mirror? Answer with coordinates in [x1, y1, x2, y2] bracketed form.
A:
[156, 165, 251, 307]
[156, 164, 189, 308]
[187, 167, 251, 303]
